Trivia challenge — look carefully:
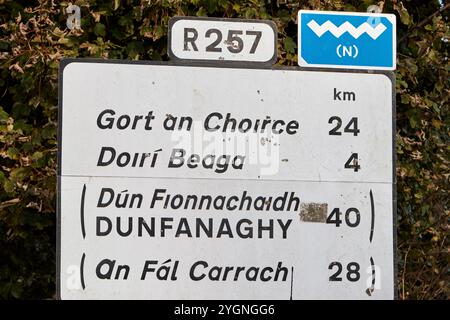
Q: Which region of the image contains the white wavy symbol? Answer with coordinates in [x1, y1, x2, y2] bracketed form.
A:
[307, 20, 387, 40]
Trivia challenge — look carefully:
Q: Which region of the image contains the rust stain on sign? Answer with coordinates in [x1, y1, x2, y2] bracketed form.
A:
[299, 202, 328, 223]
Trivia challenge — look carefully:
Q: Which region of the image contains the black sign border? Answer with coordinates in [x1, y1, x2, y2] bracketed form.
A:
[57, 58, 397, 300]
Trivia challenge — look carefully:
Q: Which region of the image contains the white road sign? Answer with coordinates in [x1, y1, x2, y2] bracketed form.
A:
[168, 17, 277, 64]
[58, 60, 395, 299]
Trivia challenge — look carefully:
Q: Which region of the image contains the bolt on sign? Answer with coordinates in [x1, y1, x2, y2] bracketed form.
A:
[57, 58, 395, 299]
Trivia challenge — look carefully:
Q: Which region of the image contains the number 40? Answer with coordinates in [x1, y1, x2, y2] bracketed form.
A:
[326, 208, 361, 227]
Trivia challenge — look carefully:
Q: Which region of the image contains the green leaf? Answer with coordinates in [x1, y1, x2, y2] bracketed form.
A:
[395, 3, 411, 26]
[94, 23, 106, 37]
[0, 106, 8, 122]
[196, 7, 207, 17]
[31, 151, 43, 161]
[3, 179, 14, 193]
[284, 37, 296, 54]
[7, 147, 19, 160]
[277, 9, 291, 23]
[0, 40, 10, 51]
[10, 167, 31, 182]
[400, 94, 410, 104]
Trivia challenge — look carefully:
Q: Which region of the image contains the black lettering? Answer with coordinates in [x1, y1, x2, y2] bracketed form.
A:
[258, 219, 273, 238]
[204, 112, 222, 131]
[138, 217, 155, 237]
[183, 28, 198, 51]
[274, 262, 288, 281]
[260, 267, 273, 281]
[217, 219, 233, 238]
[116, 216, 133, 237]
[168, 149, 185, 168]
[96, 259, 115, 279]
[144, 111, 155, 130]
[190, 261, 207, 281]
[97, 109, 115, 129]
[141, 260, 157, 280]
[236, 219, 253, 238]
[117, 115, 130, 129]
[175, 218, 192, 237]
[286, 120, 299, 134]
[96, 216, 112, 236]
[97, 188, 114, 207]
[97, 147, 116, 166]
[150, 189, 166, 208]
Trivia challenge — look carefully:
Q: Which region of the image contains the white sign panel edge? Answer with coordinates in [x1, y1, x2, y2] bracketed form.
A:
[58, 60, 395, 183]
[58, 175, 395, 300]
[56, 58, 397, 300]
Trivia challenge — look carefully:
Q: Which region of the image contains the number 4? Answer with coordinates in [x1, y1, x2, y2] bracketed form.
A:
[344, 117, 359, 136]
[326, 208, 342, 227]
[345, 153, 360, 172]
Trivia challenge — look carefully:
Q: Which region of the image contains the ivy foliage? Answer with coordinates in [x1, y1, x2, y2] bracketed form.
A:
[0, 0, 448, 299]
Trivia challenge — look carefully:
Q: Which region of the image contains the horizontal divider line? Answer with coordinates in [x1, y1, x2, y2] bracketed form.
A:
[59, 174, 393, 184]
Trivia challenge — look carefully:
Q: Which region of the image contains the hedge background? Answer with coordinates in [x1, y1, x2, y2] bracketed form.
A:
[0, 0, 448, 299]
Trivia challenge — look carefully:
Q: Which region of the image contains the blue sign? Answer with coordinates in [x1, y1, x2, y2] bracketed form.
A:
[298, 10, 396, 70]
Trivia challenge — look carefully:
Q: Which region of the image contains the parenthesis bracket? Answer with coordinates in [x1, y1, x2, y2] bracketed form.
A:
[353, 45, 358, 58]
[336, 44, 342, 58]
